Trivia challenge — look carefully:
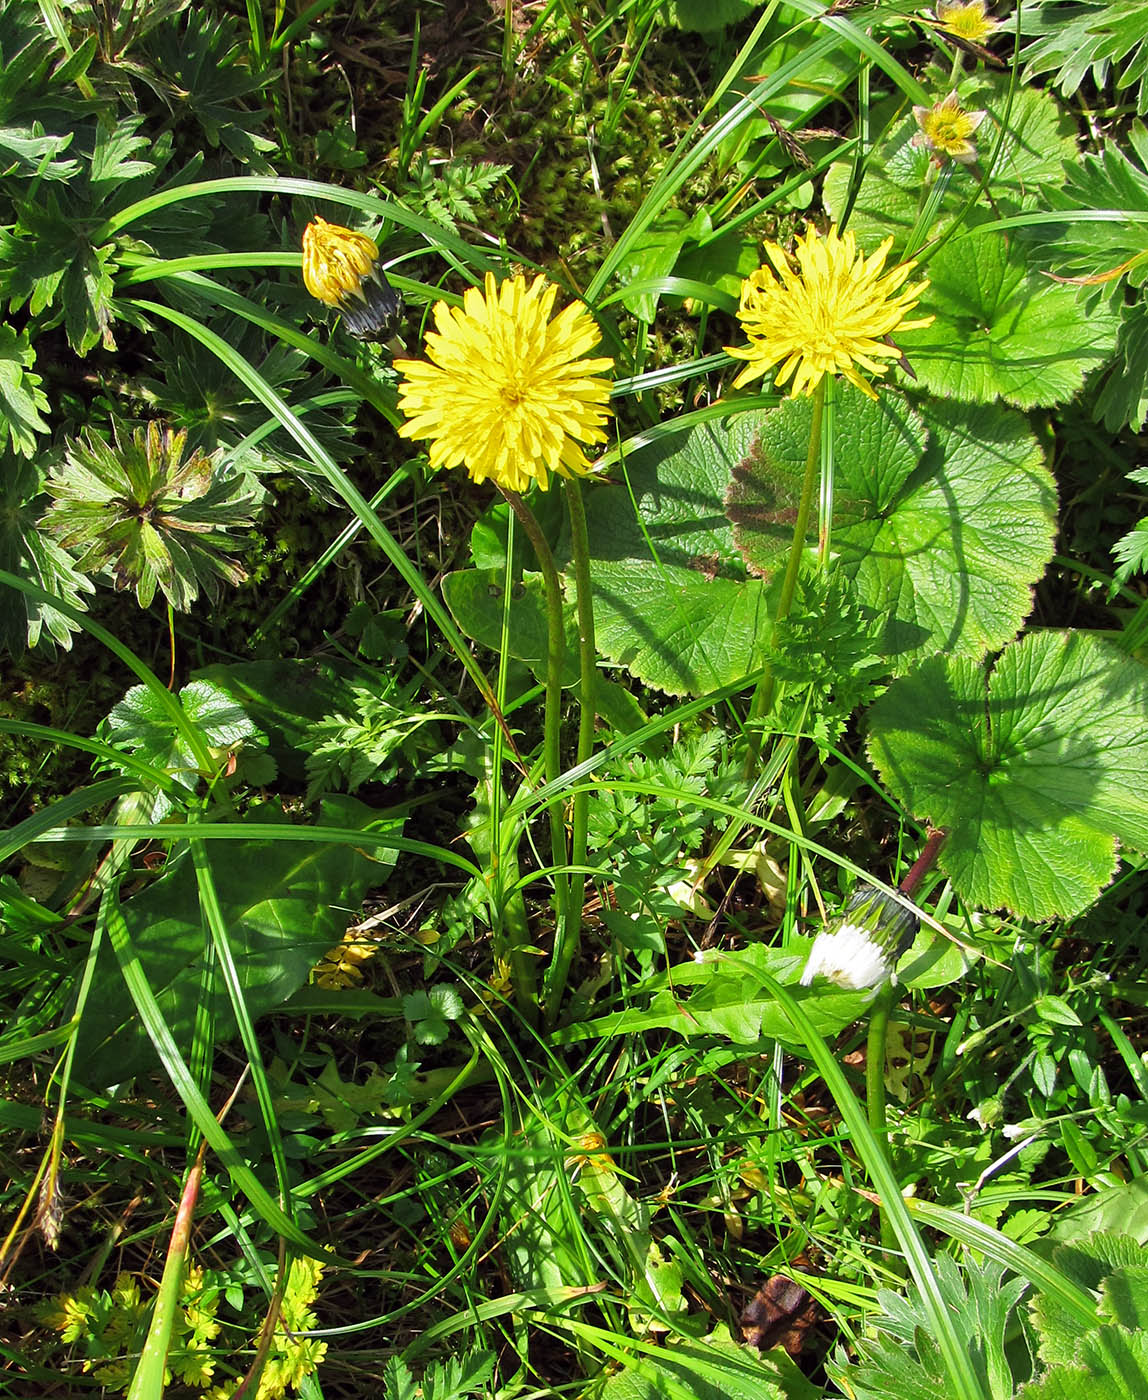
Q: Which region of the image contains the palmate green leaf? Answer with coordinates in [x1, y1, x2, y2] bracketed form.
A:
[896, 216, 1121, 409]
[823, 76, 1076, 251]
[44, 422, 260, 609]
[728, 387, 1057, 670]
[74, 798, 397, 1085]
[0, 325, 49, 457]
[576, 414, 770, 696]
[1020, 1, 1148, 116]
[142, 12, 275, 165]
[867, 631, 1148, 919]
[102, 677, 269, 810]
[0, 122, 79, 180]
[0, 457, 93, 653]
[1040, 123, 1148, 287]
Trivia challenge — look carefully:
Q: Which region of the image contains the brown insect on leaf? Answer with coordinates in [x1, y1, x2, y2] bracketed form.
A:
[740, 1262, 821, 1357]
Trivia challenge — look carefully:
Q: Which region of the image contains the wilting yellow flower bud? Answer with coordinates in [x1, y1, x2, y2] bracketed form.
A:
[301, 215, 403, 340]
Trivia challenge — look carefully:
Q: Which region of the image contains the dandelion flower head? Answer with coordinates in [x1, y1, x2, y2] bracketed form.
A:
[800, 886, 921, 991]
[927, 1, 1002, 45]
[912, 91, 988, 164]
[301, 216, 402, 340]
[395, 272, 613, 493]
[726, 223, 934, 400]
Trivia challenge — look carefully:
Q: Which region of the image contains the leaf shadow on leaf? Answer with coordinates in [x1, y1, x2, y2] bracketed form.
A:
[573, 415, 773, 695]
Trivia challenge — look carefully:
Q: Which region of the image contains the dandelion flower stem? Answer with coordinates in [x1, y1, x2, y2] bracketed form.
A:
[499, 487, 569, 964]
[866, 979, 899, 1259]
[745, 376, 826, 768]
[545, 476, 596, 1025]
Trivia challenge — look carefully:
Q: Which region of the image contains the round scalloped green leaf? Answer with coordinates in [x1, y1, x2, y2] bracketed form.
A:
[727, 386, 1056, 670]
[896, 217, 1121, 408]
[867, 631, 1148, 920]
[577, 415, 770, 696]
[824, 76, 1077, 253]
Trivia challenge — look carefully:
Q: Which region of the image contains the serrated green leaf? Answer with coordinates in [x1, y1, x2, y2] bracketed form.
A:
[0, 325, 49, 457]
[728, 387, 1057, 670]
[383, 1354, 419, 1400]
[75, 799, 398, 1084]
[1099, 1266, 1148, 1332]
[867, 631, 1148, 919]
[897, 218, 1121, 409]
[1016, 1365, 1124, 1400]
[1021, 2, 1148, 115]
[0, 457, 93, 653]
[1040, 126, 1148, 287]
[89, 115, 157, 192]
[1096, 297, 1148, 434]
[103, 678, 266, 798]
[576, 414, 770, 696]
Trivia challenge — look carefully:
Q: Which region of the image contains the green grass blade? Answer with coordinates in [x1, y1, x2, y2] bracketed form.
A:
[902, 1197, 1100, 1329]
[759, 973, 989, 1400]
[100, 889, 340, 1264]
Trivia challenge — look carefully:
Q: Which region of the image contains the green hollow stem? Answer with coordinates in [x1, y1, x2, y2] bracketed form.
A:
[866, 831, 946, 1261]
[866, 979, 898, 1259]
[744, 375, 826, 769]
[545, 476, 596, 1026]
[499, 488, 569, 954]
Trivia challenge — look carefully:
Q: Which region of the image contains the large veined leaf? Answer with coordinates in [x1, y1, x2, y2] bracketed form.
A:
[727, 387, 1057, 670]
[867, 631, 1148, 919]
[575, 414, 771, 696]
[76, 798, 398, 1084]
[896, 216, 1121, 408]
[823, 77, 1076, 252]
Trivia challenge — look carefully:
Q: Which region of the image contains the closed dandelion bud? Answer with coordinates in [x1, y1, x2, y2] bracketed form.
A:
[800, 885, 921, 991]
[301, 216, 404, 343]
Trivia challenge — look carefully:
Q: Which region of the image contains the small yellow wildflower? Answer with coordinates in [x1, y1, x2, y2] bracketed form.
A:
[726, 224, 933, 400]
[926, 1, 1002, 45]
[394, 272, 613, 493]
[301, 215, 403, 340]
[912, 91, 989, 164]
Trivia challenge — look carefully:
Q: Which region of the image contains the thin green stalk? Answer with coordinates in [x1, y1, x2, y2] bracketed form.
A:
[867, 980, 897, 1258]
[545, 477, 596, 1024]
[744, 376, 826, 769]
[491, 511, 538, 1019]
[500, 489, 569, 939]
[761, 973, 988, 1400]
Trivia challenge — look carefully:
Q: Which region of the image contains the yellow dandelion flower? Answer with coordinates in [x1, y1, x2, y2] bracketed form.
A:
[912, 91, 988, 164]
[394, 272, 613, 493]
[926, 1, 1002, 45]
[301, 216, 403, 341]
[725, 224, 934, 400]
